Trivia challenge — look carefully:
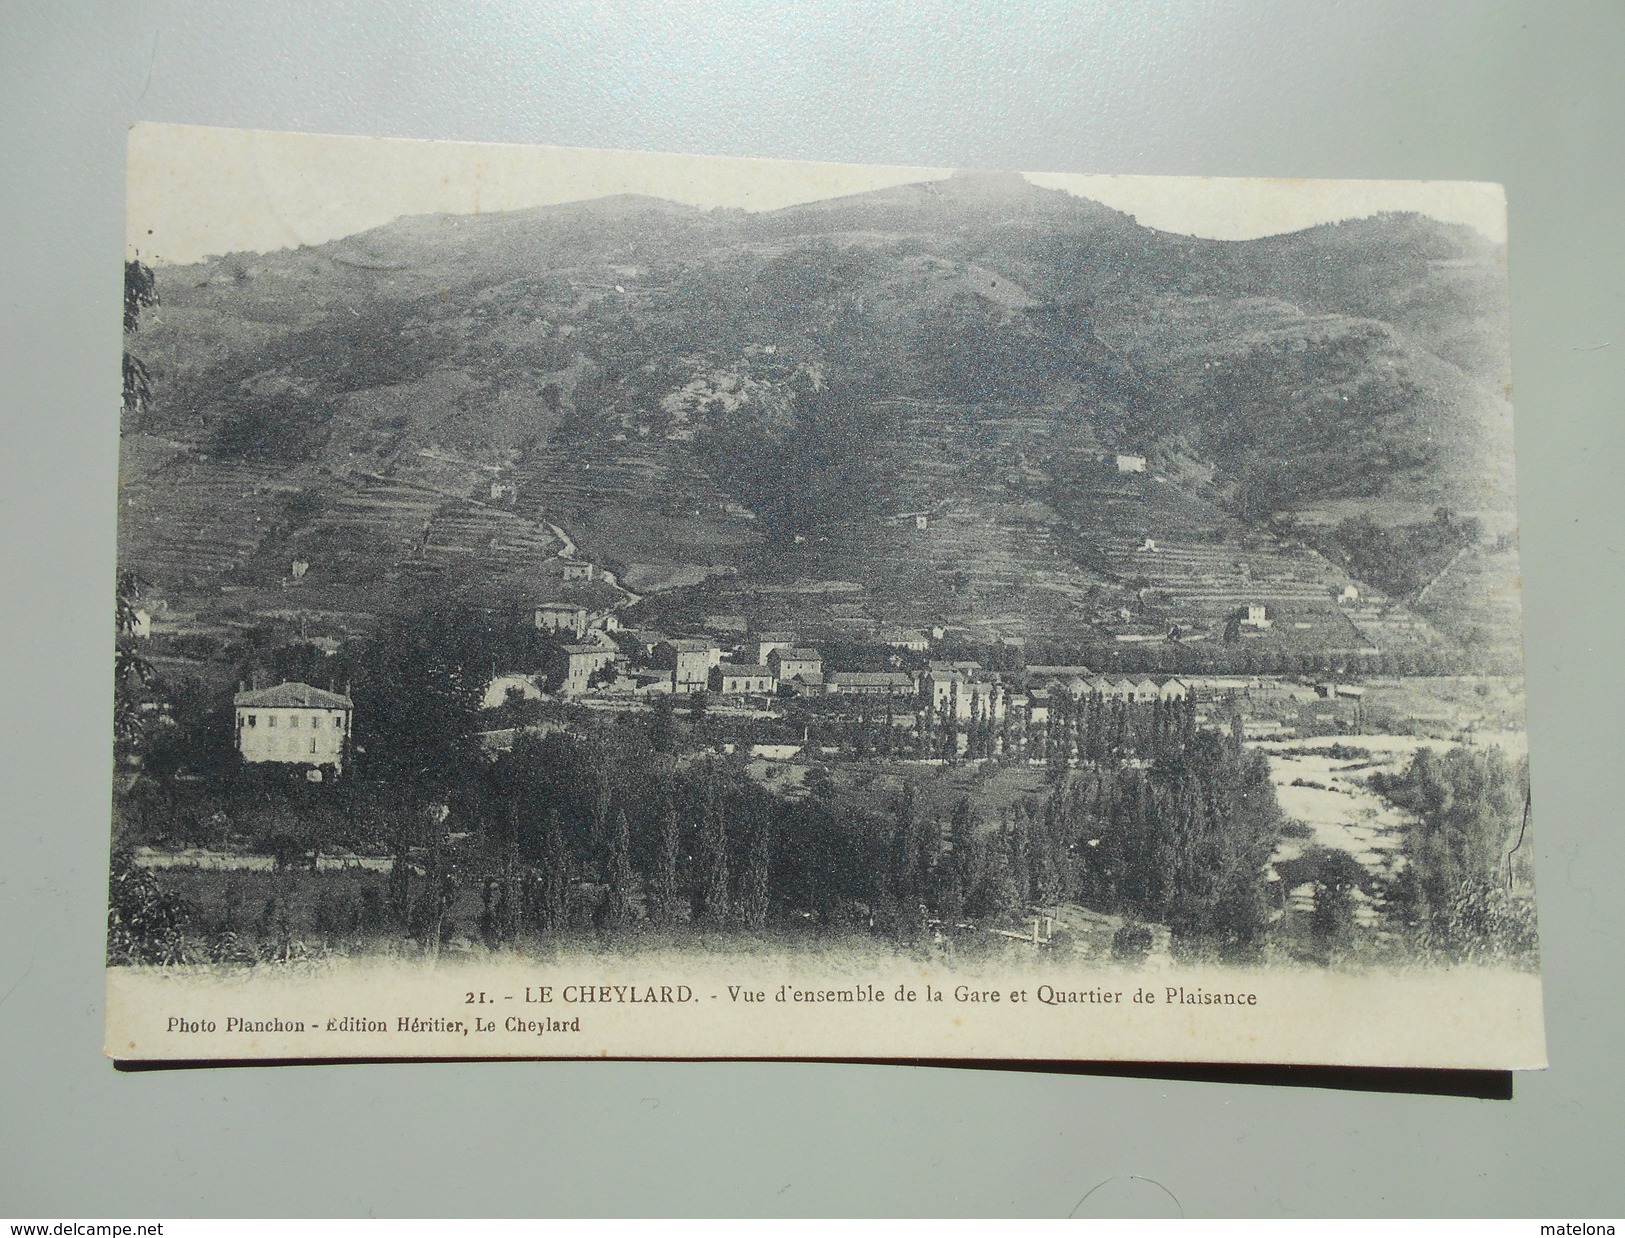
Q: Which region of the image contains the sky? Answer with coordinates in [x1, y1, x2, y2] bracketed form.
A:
[127, 123, 1507, 266]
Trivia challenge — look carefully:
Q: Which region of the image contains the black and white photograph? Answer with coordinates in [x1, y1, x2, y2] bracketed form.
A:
[105, 124, 1542, 1067]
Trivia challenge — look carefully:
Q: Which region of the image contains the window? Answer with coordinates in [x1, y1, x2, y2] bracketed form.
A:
[268, 716, 276, 728]
[311, 716, 320, 728]
[247, 715, 257, 727]
[310, 739, 317, 754]
[333, 715, 343, 728]
[291, 715, 299, 728]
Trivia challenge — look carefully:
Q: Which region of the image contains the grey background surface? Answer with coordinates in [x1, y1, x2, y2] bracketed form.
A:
[2, 0, 1621, 1218]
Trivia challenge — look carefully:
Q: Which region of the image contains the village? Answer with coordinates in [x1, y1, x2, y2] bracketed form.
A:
[107, 194, 1535, 973]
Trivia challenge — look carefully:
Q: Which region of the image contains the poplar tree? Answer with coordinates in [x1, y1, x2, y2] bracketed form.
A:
[739, 808, 772, 929]
[541, 807, 570, 931]
[602, 809, 634, 930]
[649, 805, 681, 925]
[695, 789, 731, 926]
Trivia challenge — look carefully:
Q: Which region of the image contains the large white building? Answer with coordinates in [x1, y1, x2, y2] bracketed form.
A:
[234, 682, 353, 771]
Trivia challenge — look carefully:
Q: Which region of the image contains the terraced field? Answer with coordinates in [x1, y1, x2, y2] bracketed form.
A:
[118, 439, 309, 585]
[699, 406, 1113, 643]
[1054, 458, 1446, 654]
[1411, 542, 1525, 657]
[505, 439, 760, 576]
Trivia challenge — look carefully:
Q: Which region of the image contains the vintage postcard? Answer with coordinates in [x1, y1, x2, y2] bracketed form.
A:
[107, 123, 1542, 1067]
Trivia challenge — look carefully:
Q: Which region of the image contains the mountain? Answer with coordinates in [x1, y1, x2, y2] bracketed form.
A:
[119, 175, 1518, 661]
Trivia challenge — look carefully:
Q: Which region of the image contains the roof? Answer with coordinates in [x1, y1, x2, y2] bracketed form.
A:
[662, 638, 716, 652]
[559, 643, 613, 656]
[535, 602, 585, 612]
[715, 663, 771, 677]
[828, 671, 913, 686]
[234, 682, 352, 710]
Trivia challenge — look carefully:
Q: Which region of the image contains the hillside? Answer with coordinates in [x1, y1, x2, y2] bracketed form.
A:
[120, 173, 1520, 662]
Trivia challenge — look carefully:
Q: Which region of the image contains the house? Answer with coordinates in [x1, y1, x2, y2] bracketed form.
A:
[768, 647, 823, 682]
[1241, 604, 1273, 629]
[925, 670, 1006, 721]
[482, 672, 542, 710]
[1132, 678, 1161, 703]
[490, 480, 516, 502]
[290, 559, 309, 579]
[1115, 454, 1147, 474]
[1028, 664, 1094, 680]
[779, 671, 824, 696]
[879, 626, 930, 653]
[711, 663, 776, 695]
[1026, 688, 1051, 726]
[233, 682, 352, 772]
[548, 560, 595, 582]
[615, 628, 666, 662]
[924, 666, 961, 712]
[546, 644, 618, 696]
[825, 671, 915, 697]
[655, 639, 719, 693]
[747, 631, 798, 665]
[535, 604, 589, 634]
[575, 626, 620, 650]
[958, 679, 1006, 722]
[1158, 678, 1191, 702]
[1336, 584, 1360, 604]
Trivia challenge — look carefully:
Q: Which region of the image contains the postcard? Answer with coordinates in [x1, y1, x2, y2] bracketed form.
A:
[107, 124, 1542, 1067]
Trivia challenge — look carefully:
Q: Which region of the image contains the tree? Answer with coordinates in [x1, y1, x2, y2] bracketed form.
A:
[649, 693, 677, 755]
[123, 258, 157, 418]
[1305, 846, 1368, 954]
[601, 809, 634, 930]
[113, 571, 157, 771]
[694, 788, 730, 926]
[540, 807, 570, 931]
[107, 848, 193, 965]
[648, 805, 682, 925]
[889, 783, 934, 908]
[417, 803, 452, 958]
[738, 807, 772, 929]
[349, 607, 481, 788]
[688, 689, 711, 721]
[1378, 745, 1530, 958]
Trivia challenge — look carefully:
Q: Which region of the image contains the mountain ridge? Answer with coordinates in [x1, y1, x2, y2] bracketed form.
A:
[120, 178, 1520, 662]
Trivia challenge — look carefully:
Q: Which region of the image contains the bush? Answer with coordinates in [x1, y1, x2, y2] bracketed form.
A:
[1112, 922, 1154, 961]
[107, 850, 195, 965]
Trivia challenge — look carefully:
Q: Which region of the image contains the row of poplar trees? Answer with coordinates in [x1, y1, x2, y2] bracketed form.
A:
[382, 698, 1281, 952]
[887, 706, 1283, 948]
